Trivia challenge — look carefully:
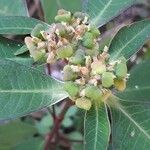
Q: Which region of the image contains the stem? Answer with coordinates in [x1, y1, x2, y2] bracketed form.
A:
[44, 100, 74, 150]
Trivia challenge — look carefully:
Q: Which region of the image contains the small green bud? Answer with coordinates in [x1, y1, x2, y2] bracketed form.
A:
[84, 85, 103, 102]
[91, 60, 106, 75]
[25, 37, 46, 62]
[82, 32, 95, 49]
[31, 24, 46, 38]
[64, 81, 79, 97]
[85, 42, 99, 56]
[56, 44, 73, 58]
[63, 65, 77, 81]
[69, 49, 85, 65]
[55, 10, 71, 23]
[102, 72, 115, 88]
[55, 23, 67, 37]
[89, 26, 100, 38]
[75, 98, 92, 110]
[114, 79, 126, 91]
[115, 57, 127, 79]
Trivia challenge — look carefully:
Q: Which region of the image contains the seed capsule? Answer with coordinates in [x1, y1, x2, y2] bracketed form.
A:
[31, 24, 46, 38]
[63, 65, 77, 81]
[25, 37, 46, 62]
[64, 81, 79, 97]
[114, 79, 126, 91]
[91, 60, 106, 75]
[89, 26, 100, 38]
[55, 10, 71, 23]
[115, 57, 127, 79]
[56, 44, 73, 58]
[55, 23, 67, 37]
[82, 32, 95, 49]
[102, 72, 115, 88]
[69, 49, 85, 65]
[75, 98, 92, 110]
[84, 85, 103, 102]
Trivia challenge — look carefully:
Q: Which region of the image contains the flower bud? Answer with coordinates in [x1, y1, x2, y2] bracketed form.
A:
[56, 44, 73, 58]
[82, 32, 95, 49]
[114, 79, 126, 91]
[102, 72, 115, 88]
[63, 65, 77, 81]
[69, 49, 85, 65]
[84, 85, 103, 102]
[64, 81, 79, 97]
[31, 24, 46, 38]
[75, 98, 92, 110]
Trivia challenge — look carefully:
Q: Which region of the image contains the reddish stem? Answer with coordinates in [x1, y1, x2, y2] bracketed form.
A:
[44, 100, 74, 150]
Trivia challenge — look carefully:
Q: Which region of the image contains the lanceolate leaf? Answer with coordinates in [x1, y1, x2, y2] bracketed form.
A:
[116, 60, 150, 102]
[41, 0, 81, 23]
[109, 97, 150, 150]
[0, 36, 33, 66]
[84, 104, 110, 150]
[0, 60, 68, 120]
[83, 0, 137, 27]
[109, 19, 150, 61]
[0, 16, 49, 35]
[0, 0, 28, 16]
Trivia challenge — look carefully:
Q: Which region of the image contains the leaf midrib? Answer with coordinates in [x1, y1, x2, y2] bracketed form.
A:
[118, 106, 150, 139]
[111, 24, 150, 60]
[0, 89, 63, 93]
[91, 0, 112, 25]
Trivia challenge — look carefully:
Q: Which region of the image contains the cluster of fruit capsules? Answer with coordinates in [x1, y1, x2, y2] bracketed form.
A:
[25, 9, 129, 111]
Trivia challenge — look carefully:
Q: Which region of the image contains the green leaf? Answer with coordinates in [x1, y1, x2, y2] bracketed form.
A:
[116, 60, 150, 102]
[41, 0, 81, 23]
[109, 96, 150, 150]
[84, 104, 110, 150]
[109, 19, 150, 61]
[0, 59, 68, 120]
[13, 138, 44, 150]
[0, 16, 49, 35]
[0, 0, 28, 16]
[14, 45, 29, 56]
[0, 120, 37, 149]
[0, 36, 33, 66]
[83, 0, 137, 27]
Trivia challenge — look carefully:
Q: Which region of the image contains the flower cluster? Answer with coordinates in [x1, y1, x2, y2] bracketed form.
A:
[25, 9, 129, 110]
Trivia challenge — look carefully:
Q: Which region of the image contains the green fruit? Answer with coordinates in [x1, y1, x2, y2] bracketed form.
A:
[64, 81, 79, 97]
[82, 32, 95, 49]
[102, 72, 115, 88]
[56, 45, 73, 58]
[63, 65, 77, 81]
[91, 61, 106, 75]
[89, 26, 100, 38]
[31, 24, 46, 38]
[55, 13, 71, 23]
[69, 49, 85, 65]
[114, 79, 126, 91]
[75, 98, 91, 110]
[56, 23, 66, 36]
[115, 60, 127, 79]
[85, 85, 103, 102]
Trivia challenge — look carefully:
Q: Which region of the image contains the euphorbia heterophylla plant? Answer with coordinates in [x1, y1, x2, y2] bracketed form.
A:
[0, 0, 150, 150]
